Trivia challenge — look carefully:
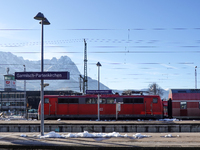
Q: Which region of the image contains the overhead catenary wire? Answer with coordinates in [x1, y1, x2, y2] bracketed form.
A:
[0, 28, 198, 90]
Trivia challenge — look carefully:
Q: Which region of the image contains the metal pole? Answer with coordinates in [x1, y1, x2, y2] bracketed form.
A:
[96, 62, 101, 121]
[98, 66, 100, 120]
[23, 65, 26, 118]
[195, 66, 197, 89]
[41, 20, 44, 136]
[98, 94, 100, 120]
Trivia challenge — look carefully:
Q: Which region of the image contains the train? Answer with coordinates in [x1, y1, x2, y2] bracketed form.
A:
[168, 89, 200, 119]
[35, 88, 200, 120]
[38, 92, 164, 120]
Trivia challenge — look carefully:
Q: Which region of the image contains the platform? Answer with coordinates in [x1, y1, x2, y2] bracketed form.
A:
[0, 132, 200, 149]
[0, 119, 200, 133]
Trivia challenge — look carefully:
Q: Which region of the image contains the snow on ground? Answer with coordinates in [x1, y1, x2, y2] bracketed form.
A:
[50, 132, 176, 139]
[20, 131, 181, 139]
[19, 131, 151, 139]
[133, 133, 152, 139]
[159, 118, 179, 121]
[165, 134, 172, 138]
[164, 134, 180, 138]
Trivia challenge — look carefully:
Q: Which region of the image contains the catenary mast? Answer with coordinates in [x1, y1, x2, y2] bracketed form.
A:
[84, 39, 88, 93]
[80, 39, 88, 94]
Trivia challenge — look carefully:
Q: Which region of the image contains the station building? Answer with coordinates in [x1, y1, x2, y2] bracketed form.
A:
[0, 72, 26, 116]
[0, 70, 80, 116]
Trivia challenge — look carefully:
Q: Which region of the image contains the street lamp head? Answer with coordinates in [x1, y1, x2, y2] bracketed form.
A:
[96, 62, 102, 67]
[40, 83, 49, 87]
[44, 83, 49, 87]
[195, 66, 197, 68]
[34, 12, 45, 20]
[39, 18, 50, 25]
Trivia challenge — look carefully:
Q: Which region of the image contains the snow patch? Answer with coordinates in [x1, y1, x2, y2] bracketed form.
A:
[20, 134, 27, 137]
[22, 131, 152, 139]
[133, 133, 151, 139]
[159, 118, 179, 121]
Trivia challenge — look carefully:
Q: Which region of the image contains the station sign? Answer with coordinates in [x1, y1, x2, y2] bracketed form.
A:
[86, 90, 112, 94]
[4, 80, 16, 89]
[15, 71, 70, 80]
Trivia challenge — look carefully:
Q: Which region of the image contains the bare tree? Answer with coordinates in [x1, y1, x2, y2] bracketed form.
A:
[148, 83, 163, 97]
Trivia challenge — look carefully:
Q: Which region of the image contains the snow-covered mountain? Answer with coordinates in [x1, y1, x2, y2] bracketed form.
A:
[0, 51, 109, 92]
[0, 51, 170, 99]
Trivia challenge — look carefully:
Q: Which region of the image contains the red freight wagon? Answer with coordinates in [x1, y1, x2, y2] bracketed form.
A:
[38, 93, 163, 120]
[168, 89, 200, 119]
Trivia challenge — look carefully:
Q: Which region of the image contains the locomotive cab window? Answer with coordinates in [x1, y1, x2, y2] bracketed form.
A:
[180, 102, 187, 109]
[44, 98, 49, 103]
[153, 98, 158, 103]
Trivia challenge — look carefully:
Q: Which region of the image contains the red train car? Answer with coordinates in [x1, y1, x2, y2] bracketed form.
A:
[38, 93, 163, 120]
[169, 89, 200, 119]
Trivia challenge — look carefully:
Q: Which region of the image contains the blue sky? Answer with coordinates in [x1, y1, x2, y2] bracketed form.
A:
[0, 0, 200, 90]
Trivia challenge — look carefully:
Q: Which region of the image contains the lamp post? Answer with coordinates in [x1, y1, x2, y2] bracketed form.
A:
[23, 65, 26, 118]
[34, 12, 50, 136]
[195, 66, 197, 89]
[96, 62, 101, 120]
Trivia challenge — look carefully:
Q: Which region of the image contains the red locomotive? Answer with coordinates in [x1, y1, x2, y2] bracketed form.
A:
[38, 93, 164, 120]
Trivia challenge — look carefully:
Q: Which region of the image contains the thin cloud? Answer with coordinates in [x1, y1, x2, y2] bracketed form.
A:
[161, 64, 177, 69]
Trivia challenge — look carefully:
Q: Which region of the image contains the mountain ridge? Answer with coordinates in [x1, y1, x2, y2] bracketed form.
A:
[0, 51, 169, 99]
[0, 51, 109, 92]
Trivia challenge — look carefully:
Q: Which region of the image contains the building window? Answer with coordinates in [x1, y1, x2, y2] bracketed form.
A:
[5, 76, 15, 80]
[10, 94, 15, 98]
[2, 93, 9, 98]
[180, 102, 187, 109]
[16, 94, 21, 98]
[20, 93, 25, 98]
